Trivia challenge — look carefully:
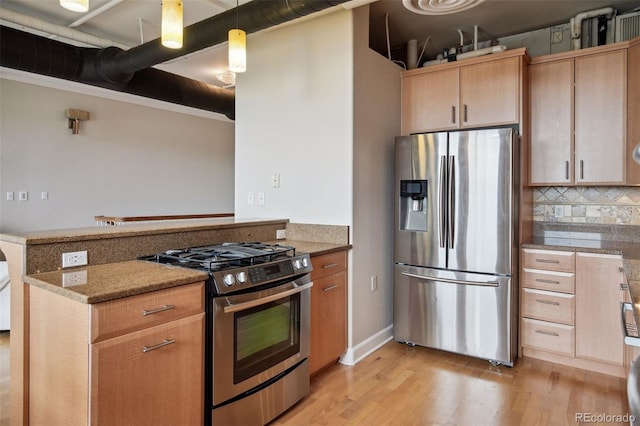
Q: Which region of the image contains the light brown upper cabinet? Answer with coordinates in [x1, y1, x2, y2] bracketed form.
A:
[530, 42, 634, 186]
[628, 38, 640, 185]
[401, 48, 527, 135]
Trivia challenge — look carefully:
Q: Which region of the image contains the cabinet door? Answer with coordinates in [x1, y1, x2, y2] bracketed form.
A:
[529, 59, 574, 185]
[459, 56, 520, 128]
[90, 314, 204, 426]
[628, 41, 640, 184]
[402, 68, 459, 134]
[309, 271, 346, 375]
[575, 49, 627, 184]
[575, 253, 625, 365]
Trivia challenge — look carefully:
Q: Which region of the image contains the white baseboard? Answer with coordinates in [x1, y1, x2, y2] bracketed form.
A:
[339, 324, 394, 366]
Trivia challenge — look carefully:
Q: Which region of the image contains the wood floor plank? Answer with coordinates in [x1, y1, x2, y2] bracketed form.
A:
[273, 342, 630, 426]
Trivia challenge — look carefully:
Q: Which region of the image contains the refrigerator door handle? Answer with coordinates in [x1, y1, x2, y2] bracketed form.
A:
[448, 156, 455, 249]
[439, 155, 447, 248]
[401, 272, 500, 287]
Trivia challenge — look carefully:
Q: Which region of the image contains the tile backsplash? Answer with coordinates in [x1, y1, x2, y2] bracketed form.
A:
[534, 187, 640, 225]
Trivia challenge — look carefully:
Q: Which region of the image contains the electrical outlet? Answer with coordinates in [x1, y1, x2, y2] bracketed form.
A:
[62, 270, 87, 287]
[248, 192, 254, 205]
[258, 192, 265, 205]
[370, 275, 378, 291]
[272, 173, 280, 188]
[276, 229, 286, 239]
[554, 205, 563, 218]
[6, 192, 14, 201]
[18, 191, 28, 201]
[62, 250, 88, 268]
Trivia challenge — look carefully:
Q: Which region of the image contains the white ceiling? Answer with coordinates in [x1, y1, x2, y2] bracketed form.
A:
[1, 0, 640, 86]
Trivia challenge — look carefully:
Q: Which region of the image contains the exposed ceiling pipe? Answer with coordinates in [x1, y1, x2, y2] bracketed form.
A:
[68, 0, 124, 28]
[570, 7, 614, 50]
[0, 6, 129, 49]
[0, 0, 351, 120]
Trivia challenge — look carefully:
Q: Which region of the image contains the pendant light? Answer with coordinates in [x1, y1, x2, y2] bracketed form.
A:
[60, 0, 89, 13]
[162, 0, 183, 49]
[228, 0, 246, 73]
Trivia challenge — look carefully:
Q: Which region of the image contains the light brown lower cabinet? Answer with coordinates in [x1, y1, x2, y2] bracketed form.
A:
[29, 282, 205, 426]
[521, 248, 627, 377]
[309, 250, 348, 375]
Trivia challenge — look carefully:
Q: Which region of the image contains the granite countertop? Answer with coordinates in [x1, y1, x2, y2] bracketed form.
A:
[23, 240, 351, 304]
[0, 217, 288, 245]
[23, 260, 210, 304]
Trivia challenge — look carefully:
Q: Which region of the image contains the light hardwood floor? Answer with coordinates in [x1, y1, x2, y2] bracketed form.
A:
[275, 342, 630, 426]
[0, 334, 630, 425]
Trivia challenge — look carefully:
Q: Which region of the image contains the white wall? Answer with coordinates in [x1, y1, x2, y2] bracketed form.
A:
[234, 9, 353, 224]
[351, 7, 401, 348]
[0, 75, 235, 233]
[235, 5, 401, 358]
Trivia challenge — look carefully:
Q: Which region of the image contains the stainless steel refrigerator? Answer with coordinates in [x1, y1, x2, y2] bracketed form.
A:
[393, 127, 518, 366]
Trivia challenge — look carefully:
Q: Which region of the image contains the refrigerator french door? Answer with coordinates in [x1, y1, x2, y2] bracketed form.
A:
[393, 128, 518, 366]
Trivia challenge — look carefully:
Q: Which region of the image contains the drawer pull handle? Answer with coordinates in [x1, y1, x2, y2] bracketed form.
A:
[535, 299, 560, 306]
[535, 329, 559, 337]
[535, 278, 560, 285]
[142, 304, 175, 316]
[463, 104, 468, 122]
[451, 106, 456, 124]
[143, 339, 176, 353]
[535, 259, 560, 264]
[323, 263, 338, 269]
[323, 284, 339, 292]
[621, 283, 629, 291]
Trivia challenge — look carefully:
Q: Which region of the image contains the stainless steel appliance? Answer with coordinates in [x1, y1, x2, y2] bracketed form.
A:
[142, 243, 313, 426]
[394, 127, 519, 366]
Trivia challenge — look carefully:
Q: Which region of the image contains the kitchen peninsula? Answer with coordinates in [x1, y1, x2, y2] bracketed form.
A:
[0, 218, 351, 425]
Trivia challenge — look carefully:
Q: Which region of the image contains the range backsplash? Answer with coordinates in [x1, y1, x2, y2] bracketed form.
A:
[534, 187, 640, 225]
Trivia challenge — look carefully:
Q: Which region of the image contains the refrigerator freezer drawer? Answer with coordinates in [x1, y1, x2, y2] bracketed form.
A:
[522, 317, 575, 356]
[393, 265, 516, 365]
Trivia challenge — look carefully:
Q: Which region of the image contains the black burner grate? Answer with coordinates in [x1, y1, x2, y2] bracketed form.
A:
[142, 242, 296, 272]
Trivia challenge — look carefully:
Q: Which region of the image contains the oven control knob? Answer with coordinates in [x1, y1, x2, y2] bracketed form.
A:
[301, 258, 309, 268]
[236, 271, 247, 283]
[293, 259, 302, 270]
[223, 273, 235, 287]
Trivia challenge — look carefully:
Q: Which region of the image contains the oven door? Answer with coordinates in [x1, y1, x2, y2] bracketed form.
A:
[211, 274, 312, 406]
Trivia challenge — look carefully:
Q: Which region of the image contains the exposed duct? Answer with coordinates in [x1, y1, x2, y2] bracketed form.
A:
[0, 0, 350, 120]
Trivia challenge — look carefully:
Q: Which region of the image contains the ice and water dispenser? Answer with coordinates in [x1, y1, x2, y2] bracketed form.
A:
[399, 179, 428, 232]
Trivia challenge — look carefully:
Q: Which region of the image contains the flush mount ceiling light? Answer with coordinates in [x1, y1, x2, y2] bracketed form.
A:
[60, 0, 89, 13]
[162, 0, 183, 49]
[228, 0, 246, 73]
[402, 0, 486, 15]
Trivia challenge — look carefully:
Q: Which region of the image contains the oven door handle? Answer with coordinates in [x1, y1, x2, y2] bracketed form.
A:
[223, 282, 313, 314]
[622, 302, 640, 347]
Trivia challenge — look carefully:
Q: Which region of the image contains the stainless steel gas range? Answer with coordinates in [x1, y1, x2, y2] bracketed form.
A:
[141, 242, 313, 426]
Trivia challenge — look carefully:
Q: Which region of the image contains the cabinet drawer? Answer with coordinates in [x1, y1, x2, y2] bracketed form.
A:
[522, 288, 575, 325]
[311, 251, 347, 280]
[90, 282, 204, 343]
[522, 318, 575, 356]
[522, 268, 575, 293]
[522, 249, 575, 272]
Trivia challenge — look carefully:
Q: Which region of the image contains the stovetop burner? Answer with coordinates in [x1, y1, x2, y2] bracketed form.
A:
[146, 242, 297, 272]
[141, 242, 312, 295]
